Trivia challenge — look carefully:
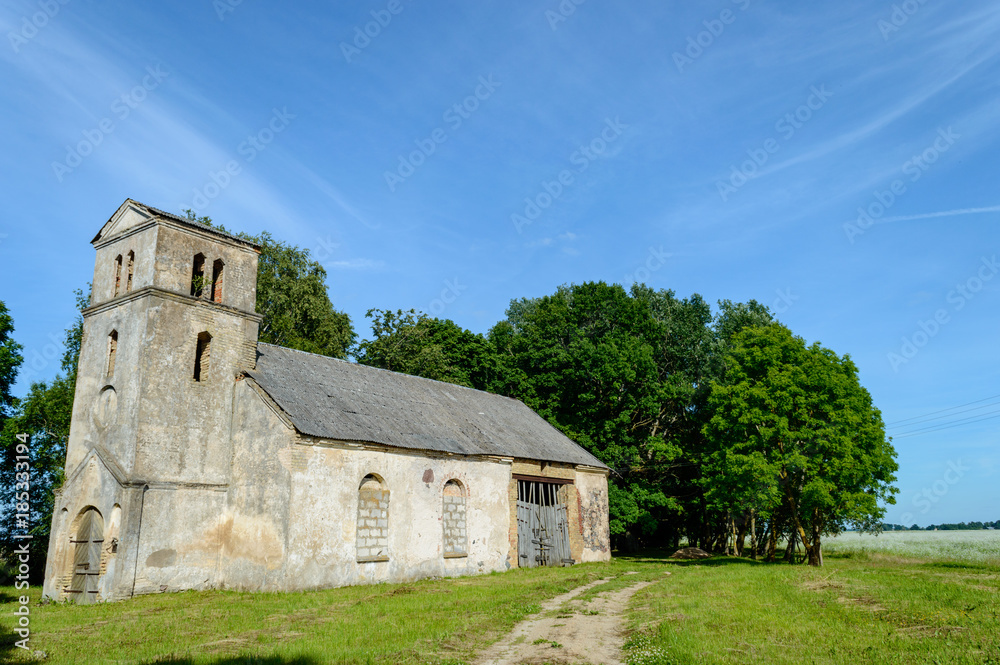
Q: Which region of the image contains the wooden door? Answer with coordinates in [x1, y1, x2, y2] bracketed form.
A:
[69, 508, 104, 604]
[516, 480, 572, 567]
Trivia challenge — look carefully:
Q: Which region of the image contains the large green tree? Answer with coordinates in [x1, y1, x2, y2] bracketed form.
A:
[184, 211, 355, 358]
[0, 299, 25, 578]
[703, 324, 898, 565]
[356, 309, 498, 390]
[490, 282, 689, 542]
[0, 300, 21, 425]
[0, 292, 82, 582]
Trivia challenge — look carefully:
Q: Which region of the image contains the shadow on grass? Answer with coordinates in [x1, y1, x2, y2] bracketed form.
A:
[1, 625, 25, 662]
[616, 548, 828, 568]
[922, 560, 995, 571]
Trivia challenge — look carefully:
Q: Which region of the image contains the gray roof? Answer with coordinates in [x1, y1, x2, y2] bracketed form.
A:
[246, 343, 607, 468]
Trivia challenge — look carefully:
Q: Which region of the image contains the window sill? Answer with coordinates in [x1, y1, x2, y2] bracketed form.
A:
[357, 555, 389, 563]
[443, 552, 468, 559]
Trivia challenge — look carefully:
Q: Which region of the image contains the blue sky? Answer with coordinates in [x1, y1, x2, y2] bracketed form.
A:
[1, 0, 998, 525]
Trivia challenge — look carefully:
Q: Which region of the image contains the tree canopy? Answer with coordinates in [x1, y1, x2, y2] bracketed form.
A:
[356, 309, 498, 390]
[0, 291, 83, 582]
[703, 324, 898, 565]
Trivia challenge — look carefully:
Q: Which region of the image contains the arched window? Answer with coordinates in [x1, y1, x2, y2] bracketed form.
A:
[68, 507, 104, 604]
[113, 255, 123, 297]
[443, 480, 467, 558]
[357, 474, 389, 562]
[193, 331, 211, 382]
[191, 253, 206, 297]
[211, 259, 224, 303]
[125, 251, 135, 292]
[106, 330, 118, 377]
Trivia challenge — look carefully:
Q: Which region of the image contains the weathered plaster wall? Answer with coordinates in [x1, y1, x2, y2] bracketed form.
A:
[219, 381, 514, 590]
[65, 296, 149, 475]
[574, 468, 611, 562]
[92, 225, 159, 305]
[133, 295, 253, 485]
[130, 487, 228, 595]
[42, 453, 128, 600]
[217, 379, 295, 590]
[282, 442, 513, 589]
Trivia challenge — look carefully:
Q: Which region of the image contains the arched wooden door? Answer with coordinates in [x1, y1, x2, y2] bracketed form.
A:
[69, 508, 104, 604]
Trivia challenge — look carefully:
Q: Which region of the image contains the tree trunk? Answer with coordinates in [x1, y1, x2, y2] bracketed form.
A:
[735, 514, 747, 557]
[749, 510, 757, 560]
[785, 494, 819, 566]
[808, 522, 823, 567]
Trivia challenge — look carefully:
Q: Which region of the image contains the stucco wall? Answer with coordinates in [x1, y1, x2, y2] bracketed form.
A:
[92, 224, 159, 305]
[574, 468, 611, 562]
[217, 380, 514, 591]
[42, 453, 129, 600]
[133, 295, 253, 485]
[130, 487, 228, 595]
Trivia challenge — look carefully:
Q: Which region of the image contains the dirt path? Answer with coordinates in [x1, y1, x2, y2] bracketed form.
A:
[473, 575, 657, 665]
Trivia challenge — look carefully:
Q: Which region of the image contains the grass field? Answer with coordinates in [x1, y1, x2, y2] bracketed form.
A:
[2, 531, 998, 664]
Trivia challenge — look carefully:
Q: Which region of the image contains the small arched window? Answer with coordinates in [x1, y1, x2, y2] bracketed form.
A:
[357, 474, 389, 562]
[193, 331, 211, 382]
[106, 330, 118, 377]
[191, 253, 206, 297]
[211, 259, 224, 303]
[125, 251, 135, 292]
[113, 255, 123, 297]
[443, 480, 467, 558]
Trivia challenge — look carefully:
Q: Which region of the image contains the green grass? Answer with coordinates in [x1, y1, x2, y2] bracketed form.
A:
[624, 549, 1000, 664]
[3, 536, 999, 664]
[0, 559, 657, 665]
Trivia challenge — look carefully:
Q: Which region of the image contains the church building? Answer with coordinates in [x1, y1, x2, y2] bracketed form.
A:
[42, 199, 611, 603]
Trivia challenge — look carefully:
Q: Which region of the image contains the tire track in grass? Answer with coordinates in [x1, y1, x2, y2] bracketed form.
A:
[474, 576, 657, 665]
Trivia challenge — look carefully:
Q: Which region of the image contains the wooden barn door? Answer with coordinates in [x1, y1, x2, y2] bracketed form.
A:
[516, 479, 572, 567]
[68, 508, 104, 604]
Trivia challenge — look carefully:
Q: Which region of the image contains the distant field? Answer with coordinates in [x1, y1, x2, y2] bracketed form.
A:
[823, 529, 1000, 564]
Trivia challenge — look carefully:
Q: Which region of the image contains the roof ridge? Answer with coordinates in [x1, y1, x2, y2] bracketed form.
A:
[132, 199, 260, 249]
[257, 342, 522, 402]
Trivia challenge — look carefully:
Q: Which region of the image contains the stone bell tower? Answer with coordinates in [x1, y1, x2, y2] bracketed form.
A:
[42, 199, 261, 601]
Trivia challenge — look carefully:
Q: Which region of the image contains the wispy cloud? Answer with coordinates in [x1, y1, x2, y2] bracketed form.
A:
[325, 258, 385, 270]
[876, 206, 1000, 224]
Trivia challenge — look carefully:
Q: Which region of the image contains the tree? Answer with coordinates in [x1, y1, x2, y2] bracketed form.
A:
[356, 309, 498, 390]
[253, 231, 355, 358]
[0, 290, 85, 582]
[703, 324, 898, 565]
[0, 298, 25, 578]
[0, 300, 22, 425]
[183, 211, 355, 359]
[489, 282, 680, 542]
